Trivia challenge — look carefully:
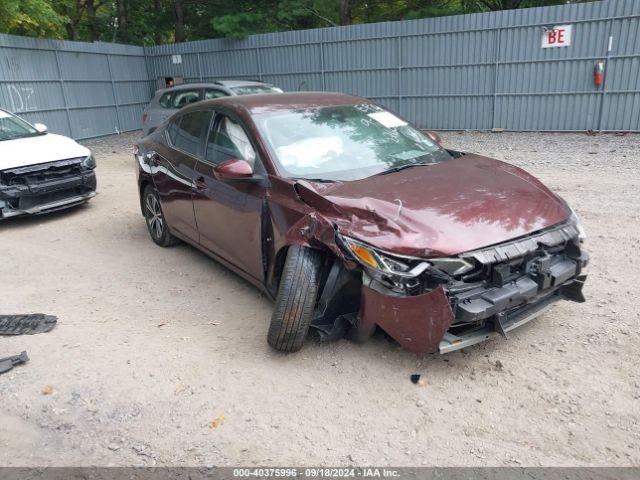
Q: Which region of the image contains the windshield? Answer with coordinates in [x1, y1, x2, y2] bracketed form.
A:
[232, 85, 282, 95]
[254, 104, 451, 181]
[0, 111, 40, 141]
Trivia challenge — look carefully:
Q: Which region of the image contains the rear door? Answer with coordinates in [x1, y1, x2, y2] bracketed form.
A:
[152, 109, 212, 242]
[192, 113, 267, 280]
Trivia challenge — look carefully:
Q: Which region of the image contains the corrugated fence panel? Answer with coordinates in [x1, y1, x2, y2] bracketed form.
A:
[2, 0, 640, 138]
[493, 17, 610, 131]
[0, 33, 148, 139]
[599, 13, 640, 131]
[201, 49, 257, 78]
[145, 0, 640, 132]
[70, 106, 119, 139]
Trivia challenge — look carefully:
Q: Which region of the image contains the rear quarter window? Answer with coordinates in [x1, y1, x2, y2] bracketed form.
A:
[167, 117, 180, 144]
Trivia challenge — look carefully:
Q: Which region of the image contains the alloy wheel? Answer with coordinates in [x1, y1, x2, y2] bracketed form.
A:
[145, 193, 164, 239]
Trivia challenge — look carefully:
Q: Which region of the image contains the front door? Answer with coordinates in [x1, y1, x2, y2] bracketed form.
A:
[192, 113, 266, 281]
[152, 109, 212, 242]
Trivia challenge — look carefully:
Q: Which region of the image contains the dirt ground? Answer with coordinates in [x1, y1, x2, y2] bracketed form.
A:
[1, 130, 638, 467]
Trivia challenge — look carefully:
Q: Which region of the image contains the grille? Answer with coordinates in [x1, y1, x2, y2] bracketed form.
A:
[0, 158, 85, 186]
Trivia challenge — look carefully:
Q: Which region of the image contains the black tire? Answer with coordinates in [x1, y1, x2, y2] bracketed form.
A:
[268, 245, 323, 353]
[143, 185, 180, 247]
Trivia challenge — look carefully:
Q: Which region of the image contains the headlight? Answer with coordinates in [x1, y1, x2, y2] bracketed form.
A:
[82, 154, 96, 170]
[569, 207, 586, 241]
[339, 236, 429, 278]
[339, 234, 477, 280]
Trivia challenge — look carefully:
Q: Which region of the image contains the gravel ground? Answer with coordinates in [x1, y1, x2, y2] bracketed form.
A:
[0, 130, 638, 467]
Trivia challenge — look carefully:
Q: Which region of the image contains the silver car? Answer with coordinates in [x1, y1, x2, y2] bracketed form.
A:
[141, 80, 283, 135]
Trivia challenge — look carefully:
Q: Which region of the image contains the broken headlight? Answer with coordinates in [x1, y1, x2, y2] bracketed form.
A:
[569, 207, 586, 241]
[339, 235, 429, 278]
[339, 234, 476, 279]
[427, 257, 475, 276]
[82, 154, 96, 170]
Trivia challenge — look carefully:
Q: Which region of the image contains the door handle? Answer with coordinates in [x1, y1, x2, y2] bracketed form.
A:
[194, 176, 207, 190]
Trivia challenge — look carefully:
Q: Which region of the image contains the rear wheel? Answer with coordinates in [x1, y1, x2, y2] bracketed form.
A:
[143, 185, 180, 247]
[268, 246, 323, 353]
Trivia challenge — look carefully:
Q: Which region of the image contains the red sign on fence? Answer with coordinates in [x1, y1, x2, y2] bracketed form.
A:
[542, 25, 573, 48]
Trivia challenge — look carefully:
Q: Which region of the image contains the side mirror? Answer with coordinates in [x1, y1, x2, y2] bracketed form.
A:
[214, 159, 253, 180]
[34, 123, 48, 133]
[422, 130, 441, 145]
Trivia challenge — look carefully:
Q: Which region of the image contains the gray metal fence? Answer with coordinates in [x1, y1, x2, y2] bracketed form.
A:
[0, 35, 151, 139]
[1, 0, 639, 139]
[146, 0, 640, 132]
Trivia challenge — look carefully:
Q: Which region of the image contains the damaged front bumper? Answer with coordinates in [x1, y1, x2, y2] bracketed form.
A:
[0, 159, 96, 219]
[354, 224, 589, 355]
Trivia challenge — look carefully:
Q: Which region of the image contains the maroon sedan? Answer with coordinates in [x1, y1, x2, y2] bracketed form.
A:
[134, 92, 588, 355]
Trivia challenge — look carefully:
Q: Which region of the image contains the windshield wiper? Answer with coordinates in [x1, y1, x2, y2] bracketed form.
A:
[373, 162, 433, 176]
[293, 177, 335, 183]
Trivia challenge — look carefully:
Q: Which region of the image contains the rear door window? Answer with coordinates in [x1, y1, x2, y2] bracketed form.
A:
[204, 89, 228, 100]
[172, 110, 213, 157]
[159, 92, 173, 108]
[171, 89, 202, 109]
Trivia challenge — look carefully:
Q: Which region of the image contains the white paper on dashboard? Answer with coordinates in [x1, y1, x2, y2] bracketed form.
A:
[368, 111, 407, 128]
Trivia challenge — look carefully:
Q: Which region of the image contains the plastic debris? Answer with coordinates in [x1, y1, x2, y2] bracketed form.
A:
[0, 351, 29, 375]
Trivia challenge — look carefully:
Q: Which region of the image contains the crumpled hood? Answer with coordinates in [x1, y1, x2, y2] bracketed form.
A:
[0, 133, 90, 170]
[297, 154, 571, 257]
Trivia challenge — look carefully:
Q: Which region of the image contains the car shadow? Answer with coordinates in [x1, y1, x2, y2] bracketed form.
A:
[0, 203, 90, 229]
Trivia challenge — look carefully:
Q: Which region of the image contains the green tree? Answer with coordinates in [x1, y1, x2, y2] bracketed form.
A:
[2, 0, 599, 44]
[0, 0, 66, 38]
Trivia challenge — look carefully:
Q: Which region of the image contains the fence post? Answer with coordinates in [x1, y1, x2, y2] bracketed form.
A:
[106, 53, 122, 134]
[597, 20, 614, 132]
[53, 49, 74, 137]
[320, 40, 326, 91]
[491, 28, 502, 131]
[143, 46, 155, 97]
[254, 47, 263, 81]
[397, 36, 403, 118]
[197, 52, 204, 81]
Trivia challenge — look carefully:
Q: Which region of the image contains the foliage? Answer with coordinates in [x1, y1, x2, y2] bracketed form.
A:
[0, 0, 66, 38]
[0, 0, 595, 45]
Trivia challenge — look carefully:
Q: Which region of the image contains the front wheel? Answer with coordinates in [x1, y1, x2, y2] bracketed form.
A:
[143, 185, 180, 247]
[267, 246, 323, 353]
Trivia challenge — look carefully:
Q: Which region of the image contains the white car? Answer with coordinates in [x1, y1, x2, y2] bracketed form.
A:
[0, 109, 97, 219]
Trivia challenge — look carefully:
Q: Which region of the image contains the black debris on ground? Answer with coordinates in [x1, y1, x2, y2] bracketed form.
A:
[0, 314, 58, 335]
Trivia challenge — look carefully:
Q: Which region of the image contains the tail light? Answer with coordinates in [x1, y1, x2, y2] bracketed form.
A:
[142, 113, 148, 124]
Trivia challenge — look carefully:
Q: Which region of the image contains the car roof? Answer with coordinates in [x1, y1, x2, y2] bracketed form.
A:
[156, 80, 272, 95]
[193, 92, 370, 115]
